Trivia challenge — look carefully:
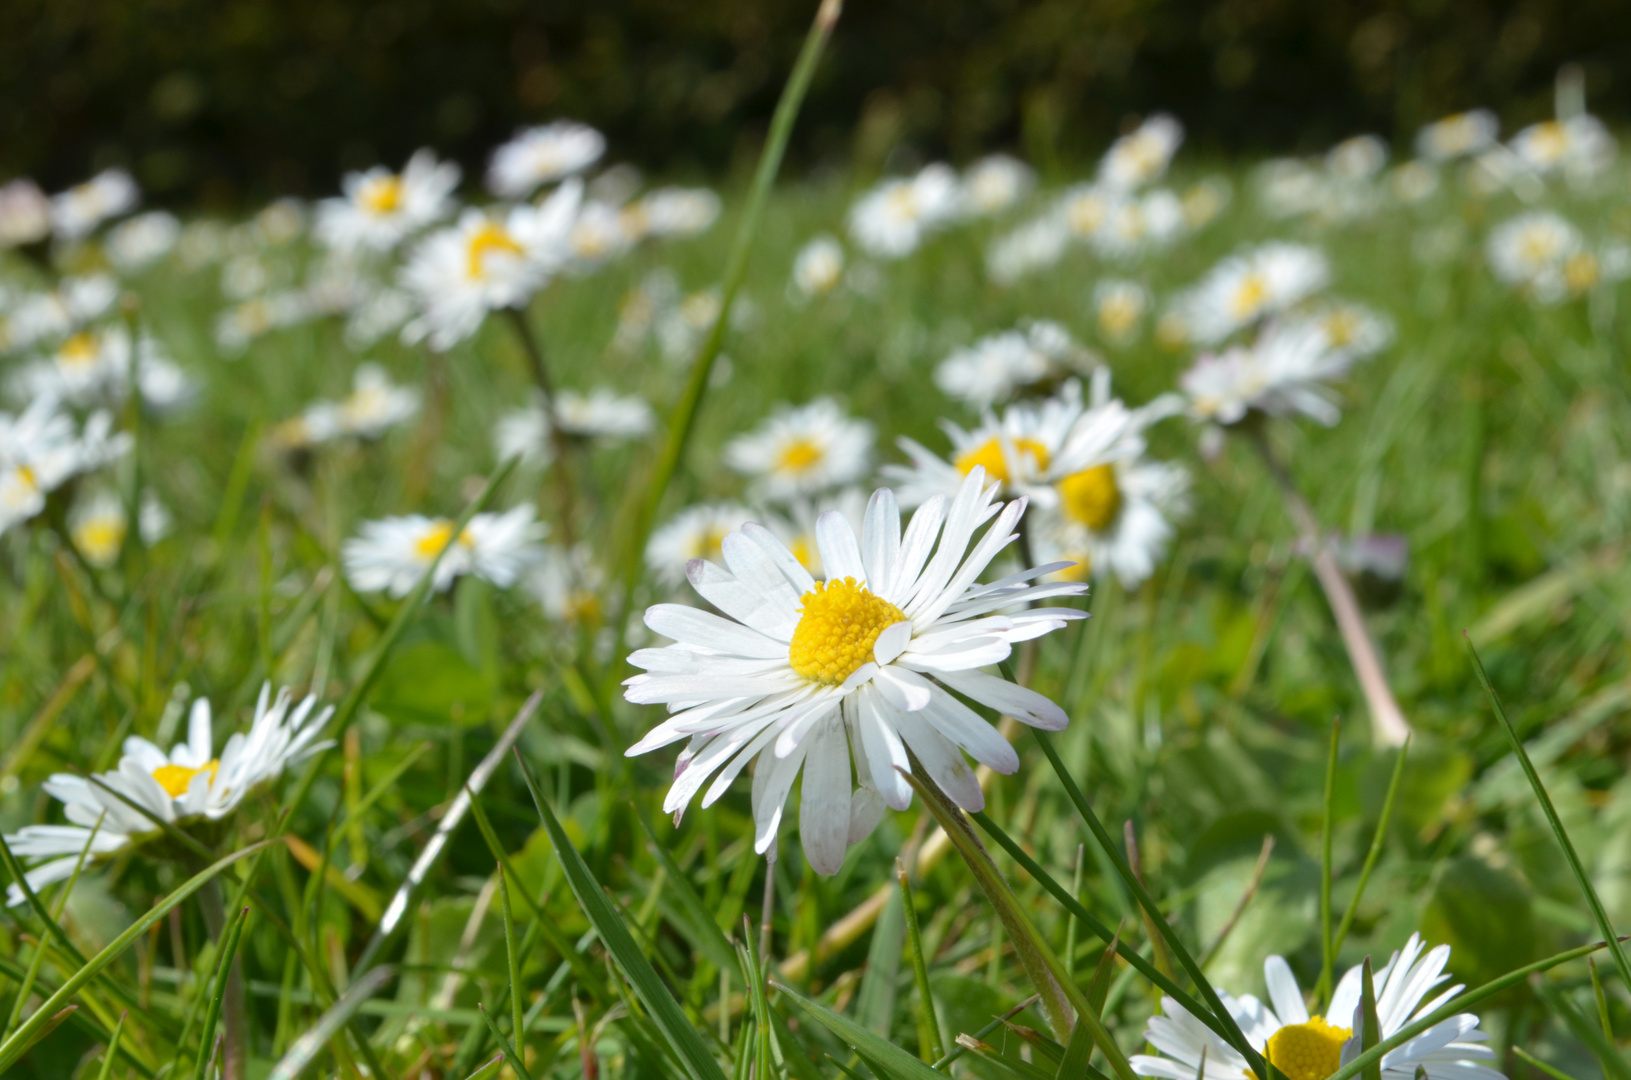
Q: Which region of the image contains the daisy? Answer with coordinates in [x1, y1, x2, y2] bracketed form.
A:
[0, 180, 51, 248]
[1326, 136, 1389, 181]
[1414, 111, 1498, 162]
[493, 388, 655, 464]
[1508, 116, 1616, 182]
[766, 487, 871, 579]
[959, 155, 1035, 217]
[399, 180, 581, 350]
[1131, 935, 1501, 1080]
[344, 286, 417, 350]
[69, 490, 170, 567]
[1486, 212, 1591, 303]
[933, 321, 1094, 410]
[215, 292, 314, 355]
[1091, 191, 1186, 260]
[315, 149, 461, 254]
[629, 187, 722, 239]
[791, 236, 846, 299]
[275, 363, 421, 450]
[1302, 301, 1394, 361]
[0, 396, 130, 535]
[724, 399, 874, 503]
[1174, 243, 1331, 345]
[1100, 114, 1184, 191]
[1181, 179, 1232, 229]
[622, 469, 1086, 874]
[1093, 280, 1151, 345]
[51, 169, 140, 241]
[5, 685, 333, 904]
[847, 165, 961, 259]
[645, 503, 754, 588]
[1179, 319, 1361, 427]
[564, 200, 637, 273]
[528, 543, 608, 627]
[9, 276, 119, 352]
[987, 215, 1070, 286]
[343, 506, 545, 598]
[106, 211, 182, 273]
[1389, 162, 1440, 204]
[487, 121, 606, 199]
[11, 328, 193, 412]
[1059, 184, 1112, 241]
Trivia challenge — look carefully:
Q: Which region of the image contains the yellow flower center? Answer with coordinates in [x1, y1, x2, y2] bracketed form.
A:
[1531, 121, 1567, 162]
[1519, 229, 1559, 265]
[359, 175, 404, 216]
[1261, 1016, 1352, 1080]
[73, 516, 126, 566]
[57, 331, 100, 369]
[1059, 464, 1121, 531]
[1323, 310, 1360, 347]
[683, 526, 729, 561]
[14, 464, 38, 493]
[1099, 295, 1141, 338]
[954, 436, 1050, 484]
[1229, 272, 1270, 320]
[776, 437, 825, 474]
[790, 535, 819, 574]
[788, 577, 906, 685]
[1065, 194, 1105, 235]
[1565, 252, 1599, 293]
[466, 222, 525, 279]
[413, 519, 474, 560]
[152, 760, 219, 799]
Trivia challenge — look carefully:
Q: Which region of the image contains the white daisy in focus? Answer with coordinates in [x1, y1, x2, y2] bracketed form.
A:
[487, 121, 606, 199]
[623, 469, 1086, 874]
[106, 211, 182, 273]
[1508, 116, 1616, 182]
[848, 165, 961, 259]
[11, 328, 193, 412]
[69, 490, 170, 567]
[1131, 935, 1501, 1080]
[343, 506, 546, 597]
[1180, 319, 1361, 427]
[725, 399, 874, 503]
[792, 236, 846, 299]
[1414, 111, 1499, 162]
[0, 396, 130, 535]
[646, 503, 754, 588]
[1100, 114, 1184, 191]
[0, 180, 51, 248]
[315, 150, 461, 254]
[630, 187, 722, 239]
[959, 155, 1035, 217]
[1094, 280, 1151, 346]
[399, 180, 581, 350]
[494, 388, 655, 465]
[51, 170, 140, 241]
[5, 685, 333, 904]
[934, 321, 1095, 410]
[1174, 243, 1331, 345]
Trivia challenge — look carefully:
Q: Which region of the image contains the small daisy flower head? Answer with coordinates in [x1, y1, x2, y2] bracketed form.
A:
[0, 396, 130, 535]
[725, 399, 875, 503]
[1094, 280, 1151, 345]
[528, 543, 608, 627]
[1059, 183, 1111, 240]
[1302, 301, 1394, 360]
[623, 469, 1086, 874]
[215, 292, 313, 355]
[1181, 178, 1233, 229]
[1100, 114, 1184, 191]
[275, 363, 420, 448]
[51, 169, 140, 242]
[1326, 135, 1389, 181]
[9, 276, 119, 352]
[792, 235, 846, 299]
[645, 503, 754, 588]
[399, 180, 581, 350]
[487, 121, 606, 199]
[1486, 211, 1586, 303]
[255, 198, 308, 245]
[1092, 190, 1185, 259]
[67, 490, 168, 567]
[106, 211, 182, 273]
[1131, 935, 1502, 1080]
[12, 327, 193, 412]
[934, 321, 1094, 410]
[5, 685, 334, 904]
[987, 215, 1070, 286]
[494, 388, 654, 465]
[1414, 110, 1499, 162]
[343, 506, 546, 597]
[1389, 162, 1441, 204]
[632, 187, 722, 239]
[1176, 243, 1331, 345]
[1180, 319, 1360, 427]
[565, 200, 637, 272]
[848, 164, 961, 259]
[959, 155, 1035, 217]
[1509, 115, 1616, 183]
[0, 180, 52, 248]
[316, 149, 461, 255]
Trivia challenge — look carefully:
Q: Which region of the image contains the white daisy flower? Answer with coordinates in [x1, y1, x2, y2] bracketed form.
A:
[725, 399, 874, 503]
[215, 292, 313, 355]
[1326, 136, 1389, 181]
[1414, 111, 1499, 162]
[934, 321, 1094, 410]
[255, 199, 308, 245]
[1389, 162, 1440, 203]
[1509, 116, 1616, 182]
[1092, 189, 1186, 260]
[765, 488, 872, 580]
[11, 327, 193, 412]
[494, 388, 655, 464]
[1179, 318, 1360, 427]
[959, 155, 1035, 217]
[1174, 243, 1331, 345]
[646, 503, 754, 588]
[315, 149, 461, 254]
[1486, 211, 1596, 303]
[8, 276, 119, 353]
[344, 286, 417, 350]
[1181, 178, 1232, 229]
[277, 364, 420, 448]
[69, 490, 170, 567]
[1059, 183, 1112, 241]
[630, 187, 722, 239]
[792, 236, 846, 299]
[399, 180, 581, 350]
[986, 215, 1070, 286]
[1302, 301, 1394, 360]
[106, 211, 182, 273]
[1100, 114, 1184, 191]
[0, 396, 130, 535]
[343, 506, 546, 598]
[5, 685, 333, 905]
[624, 469, 1086, 873]
[487, 121, 606, 199]
[564, 200, 638, 273]
[51, 169, 140, 241]
[527, 543, 608, 626]
[1131, 935, 1501, 1080]
[0, 180, 51, 248]
[1093, 280, 1150, 345]
[847, 165, 961, 259]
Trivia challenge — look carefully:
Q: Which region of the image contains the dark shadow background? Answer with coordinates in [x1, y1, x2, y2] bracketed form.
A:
[8, 0, 1630, 205]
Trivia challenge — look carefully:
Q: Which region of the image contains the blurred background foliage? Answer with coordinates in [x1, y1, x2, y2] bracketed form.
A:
[7, 0, 1630, 205]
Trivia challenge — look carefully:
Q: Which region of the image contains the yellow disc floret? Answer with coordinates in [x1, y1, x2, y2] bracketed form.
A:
[1059, 464, 1122, 532]
[954, 436, 1049, 484]
[776, 437, 825, 474]
[413, 519, 474, 560]
[359, 174, 404, 216]
[789, 577, 907, 685]
[152, 760, 219, 799]
[1262, 1017, 1352, 1080]
[466, 221, 525, 279]
[1229, 271, 1270, 321]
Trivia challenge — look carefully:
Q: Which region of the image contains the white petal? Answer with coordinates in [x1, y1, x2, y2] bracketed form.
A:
[855, 688, 912, 810]
[888, 494, 946, 602]
[873, 664, 933, 712]
[644, 604, 788, 658]
[799, 719, 852, 876]
[920, 685, 1019, 773]
[1264, 955, 1309, 1026]
[932, 668, 1069, 730]
[860, 488, 900, 593]
[815, 510, 865, 583]
[873, 621, 912, 666]
[894, 708, 983, 811]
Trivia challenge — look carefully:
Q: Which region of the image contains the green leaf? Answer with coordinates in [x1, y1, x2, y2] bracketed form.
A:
[857, 885, 905, 1037]
[954, 1034, 1058, 1080]
[773, 981, 946, 1080]
[371, 635, 495, 726]
[1332, 738, 1410, 961]
[514, 749, 729, 1080]
[897, 861, 944, 1063]
[634, 811, 739, 973]
[477, 1003, 537, 1080]
[1531, 981, 1631, 1080]
[1057, 1019, 1111, 1080]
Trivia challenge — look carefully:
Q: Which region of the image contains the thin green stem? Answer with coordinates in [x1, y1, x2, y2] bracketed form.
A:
[896, 860, 943, 1063]
[1316, 717, 1340, 1006]
[1331, 737, 1410, 959]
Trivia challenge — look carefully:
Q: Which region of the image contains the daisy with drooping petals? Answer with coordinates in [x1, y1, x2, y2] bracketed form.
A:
[5, 684, 333, 904]
[624, 469, 1086, 874]
[1180, 319, 1362, 428]
[0, 396, 130, 535]
[51, 169, 140, 241]
[487, 121, 606, 199]
[342, 506, 545, 597]
[934, 321, 1095, 410]
[315, 149, 461, 254]
[399, 180, 581, 350]
[848, 165, 961, 259]
[1100, 114, 1184, 191]
[1132, 935, 1501, 1080]
[724, 399, 874, 503]
[494, 388, 655, 465]
[646, 503, 755, 588]
[1414, 111, 1498, 162]
[1174, 243, 1331, 345]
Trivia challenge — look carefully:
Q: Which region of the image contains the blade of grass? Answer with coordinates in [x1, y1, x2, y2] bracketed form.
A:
[192, 906, 250, 1080]
[954, 1034, 1058, 1080]
[1588, 958, 1613, 1043]
[1512, 1046, 1584, 1080]
[1086, 927, 1124, 1018]
[857, 885, 905, 1038]
[95, 1010, 127, 1080]
[774, 981, 947, 1080]
[1359, 957, 1380, 1080]
[1317, 718, 1340, 1005]
[1200, 836, 1274, 970]
[1532, 980, 1631, 1080]
[1331, 738, 1409, 961]
[1467, 638, 1631, 994]
[930, 995, 1039, 1072]
[478, 1003, 538, 1080]
[266, 965, 395, 1080]
[499, 865, 526, 1046]
[634, 810, 738, 973]
[897, 860, 944, 1063]
[4, 811, 103, 1038]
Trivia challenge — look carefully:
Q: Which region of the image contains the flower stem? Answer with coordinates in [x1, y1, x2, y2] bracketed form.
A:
[198, 879, 246, 1080]
[1249, 427, 1411, 747]
[505, 307, 579, 546]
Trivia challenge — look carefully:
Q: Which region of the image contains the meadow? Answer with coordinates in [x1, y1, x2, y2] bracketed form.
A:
[1, 21, 1629, 1080]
